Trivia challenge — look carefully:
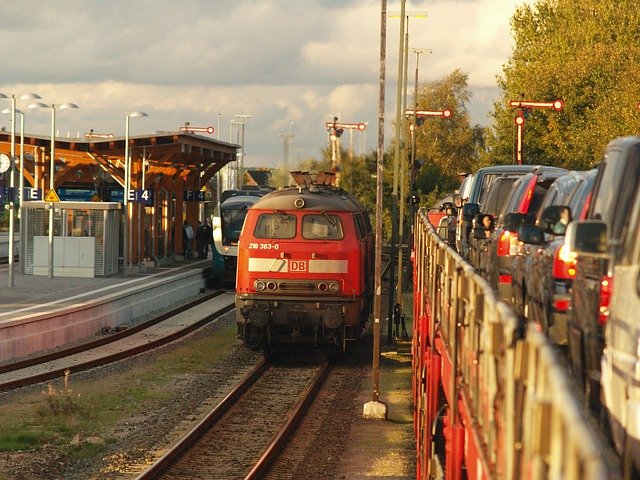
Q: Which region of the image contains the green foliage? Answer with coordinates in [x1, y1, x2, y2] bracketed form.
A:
[412, 69, 484, 206]
[488, 0, 640, 168]
[0, 431, 40, 451]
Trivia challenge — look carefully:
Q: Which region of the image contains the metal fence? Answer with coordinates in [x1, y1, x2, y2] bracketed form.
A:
[412, 209, 608, 479]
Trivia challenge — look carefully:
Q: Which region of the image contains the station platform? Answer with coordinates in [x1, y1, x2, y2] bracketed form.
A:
[0, 257, 217, 363]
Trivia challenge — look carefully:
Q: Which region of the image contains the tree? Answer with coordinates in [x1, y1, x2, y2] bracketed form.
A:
[411, 69, 483, 207]
[488, 0, 640, 169]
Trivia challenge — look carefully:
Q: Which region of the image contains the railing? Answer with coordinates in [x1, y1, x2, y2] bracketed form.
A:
[412, 209, 608, 480]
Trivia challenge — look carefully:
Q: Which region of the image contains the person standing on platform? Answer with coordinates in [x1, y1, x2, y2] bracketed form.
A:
[196, 220, 207, 259]
[183, 220, 195, 259]
[202, 218, 213, 258]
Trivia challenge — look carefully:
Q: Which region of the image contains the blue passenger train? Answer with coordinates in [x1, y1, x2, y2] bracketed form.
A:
[211, 188, 272, 285]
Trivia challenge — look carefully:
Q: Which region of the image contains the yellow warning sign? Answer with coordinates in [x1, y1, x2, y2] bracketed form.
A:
[91, 193, 102, 202]
[44, 189, 60, 202]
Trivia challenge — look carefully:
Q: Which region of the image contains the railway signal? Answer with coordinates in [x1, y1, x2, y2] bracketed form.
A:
[84, 131, 114, 139]
[509, 98, 564, 165]
[325, 118, 367, 186]
[179, 125, 215, 135]
[405, 108, 452, 118]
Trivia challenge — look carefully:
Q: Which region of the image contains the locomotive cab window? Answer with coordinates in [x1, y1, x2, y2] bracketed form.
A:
[254, 212, 296, 239]
[302, 213, 344, 240]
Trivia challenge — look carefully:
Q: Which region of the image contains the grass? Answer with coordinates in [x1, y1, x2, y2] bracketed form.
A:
[0, 320, 238, 458]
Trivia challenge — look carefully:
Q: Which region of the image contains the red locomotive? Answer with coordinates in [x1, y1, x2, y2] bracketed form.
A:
[235, 171, 373, 355]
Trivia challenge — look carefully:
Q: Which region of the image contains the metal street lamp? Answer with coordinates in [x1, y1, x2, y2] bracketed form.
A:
[2, 108, 28, 274]
[234, 114, 251, 188]
[28, 101, 79, 279]
[123, 111, 148, 277]
[0, 92, 41, 287]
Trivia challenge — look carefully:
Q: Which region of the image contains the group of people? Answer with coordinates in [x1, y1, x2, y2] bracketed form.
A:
[182, 219, 213, 259]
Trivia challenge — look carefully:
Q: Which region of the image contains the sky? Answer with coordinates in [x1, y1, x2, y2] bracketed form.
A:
[0, 0, 534, 170]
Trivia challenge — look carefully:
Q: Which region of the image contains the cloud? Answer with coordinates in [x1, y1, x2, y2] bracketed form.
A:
[1, 0, 534, 168]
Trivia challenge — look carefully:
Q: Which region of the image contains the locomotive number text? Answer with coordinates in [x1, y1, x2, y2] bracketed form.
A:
[249, 243, 280, 250]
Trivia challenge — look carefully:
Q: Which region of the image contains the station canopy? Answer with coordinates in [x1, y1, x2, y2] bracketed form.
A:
[0, 130, 238, 191]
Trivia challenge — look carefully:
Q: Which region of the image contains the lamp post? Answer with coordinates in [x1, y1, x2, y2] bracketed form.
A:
[387, 6, 428, 345]
[123, 111, 148, 277]
[1, 92, 41, 287]
[234, 114, 251, 188]
[28, 101, 79, 279]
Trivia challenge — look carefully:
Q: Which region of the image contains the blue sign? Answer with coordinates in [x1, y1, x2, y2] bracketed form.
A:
[130, 189, 154, 205]
[57, 187, 95, 202]
[23, 187, 42, 201]
[184, 190, 206, 201]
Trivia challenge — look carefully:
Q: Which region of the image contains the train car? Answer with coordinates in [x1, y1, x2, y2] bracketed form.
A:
[235, 171, 373, 355]
[212, 188, 271, 285]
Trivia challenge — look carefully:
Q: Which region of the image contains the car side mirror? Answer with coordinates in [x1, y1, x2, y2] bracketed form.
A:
[566, 220, 609, 257]
[503, 212, 526, 232]
[539, 205, 572, 234]
[518, 225, 544, 245]
[462, 203, 480, 221]
[473, 227, 490, 239]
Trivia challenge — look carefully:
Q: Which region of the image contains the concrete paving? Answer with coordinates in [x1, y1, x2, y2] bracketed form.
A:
[0, 256, 217, 361]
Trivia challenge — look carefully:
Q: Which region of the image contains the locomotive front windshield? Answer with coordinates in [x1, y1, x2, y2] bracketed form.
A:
[254, 212, 297, 239]
[302, 213, 343, 240]
[221, 205, 250, 245]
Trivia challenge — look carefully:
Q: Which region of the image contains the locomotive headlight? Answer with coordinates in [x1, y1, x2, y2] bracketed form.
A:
[254, 280, 266, 291]
[317, 282, 328, 292]
[328, 282, 340, 293]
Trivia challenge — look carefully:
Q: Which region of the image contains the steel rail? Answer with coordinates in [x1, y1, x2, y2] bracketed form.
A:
[0, 291, 234, 391]
[0, 290, 223, 375]
[135, 360, 269, 480]
[244, 359, 332, 479]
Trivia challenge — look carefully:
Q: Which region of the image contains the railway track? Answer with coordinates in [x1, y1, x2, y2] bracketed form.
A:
[0, 289, 235, 391]
[137, 356, 331, 480]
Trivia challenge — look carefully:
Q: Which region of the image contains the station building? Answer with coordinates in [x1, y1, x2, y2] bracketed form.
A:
[0, 129, 238, 274]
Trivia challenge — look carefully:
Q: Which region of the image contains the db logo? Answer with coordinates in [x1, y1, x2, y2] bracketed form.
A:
[290, 260, 307, 272]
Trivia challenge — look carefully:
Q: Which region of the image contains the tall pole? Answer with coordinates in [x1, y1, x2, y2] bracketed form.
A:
[234, 114, 251, 188]
[18, 111, 25, 274]
[397, 21, 410, 313]
[8, 96, 16, 287]
[48, 105, 56, 279]
[388, 0, 406, 345]
[123, 115, 130, 277]
[364, 0, 388, 419]
[408, 50, 425, 268]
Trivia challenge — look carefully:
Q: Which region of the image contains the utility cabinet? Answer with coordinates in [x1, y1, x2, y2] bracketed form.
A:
[21, 201, 121, 277]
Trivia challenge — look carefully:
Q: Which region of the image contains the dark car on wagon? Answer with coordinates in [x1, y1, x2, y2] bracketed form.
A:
[510, 169, 596, 345]
[475, 166, 567, 301]
[467, 173, 523, 269]
[454, 165, 564, 259]
[568, 175, 640, 474]
[565, 136, 640, 407]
